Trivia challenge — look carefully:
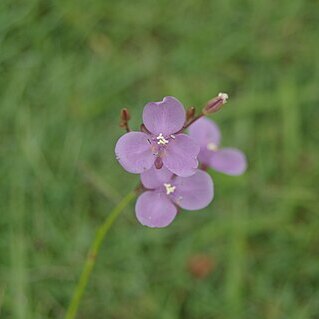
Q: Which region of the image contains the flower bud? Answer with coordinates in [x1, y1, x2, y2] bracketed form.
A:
[186, 106, 196, 121]
[140, 123, 151, 134]
[203, 92, 228, 115]
[119, 108, 131, 131]
[120, 108, 130, 123]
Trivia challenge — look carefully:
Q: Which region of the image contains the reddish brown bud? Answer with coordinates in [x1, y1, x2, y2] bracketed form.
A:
[140, 123, 151, 134]
[154, 157, 163, 169]
[203, 93, 228, 115]
[120, 108, 130, 122]
[119, 108, 131, 132]
[186, 106, 196, 122]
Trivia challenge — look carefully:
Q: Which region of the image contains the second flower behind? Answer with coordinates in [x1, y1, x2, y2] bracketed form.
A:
[136, 166, 214, 228]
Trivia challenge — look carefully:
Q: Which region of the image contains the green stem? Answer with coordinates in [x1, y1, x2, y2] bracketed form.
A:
[64, 191, 136, 319]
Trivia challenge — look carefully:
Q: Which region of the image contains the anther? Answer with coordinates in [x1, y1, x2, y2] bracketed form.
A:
[157, 133, 169, 145]
[218, 92, 229, 104]
[164, 183, 176, 195]
[207, 143, 218, 151]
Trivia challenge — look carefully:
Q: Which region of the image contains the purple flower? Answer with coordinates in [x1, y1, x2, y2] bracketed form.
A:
[135, 166, 214, 228]
[188, 117, 247, 175]
[115, 97, 200, 177]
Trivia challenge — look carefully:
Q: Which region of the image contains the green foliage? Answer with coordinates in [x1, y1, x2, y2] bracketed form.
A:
[0, 0, 318, 318]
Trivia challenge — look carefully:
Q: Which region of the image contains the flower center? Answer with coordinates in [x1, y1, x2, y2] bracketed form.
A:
[157, 133, 169, 145]
[164, 183, 176, 195]
[207, 143, 218, 151]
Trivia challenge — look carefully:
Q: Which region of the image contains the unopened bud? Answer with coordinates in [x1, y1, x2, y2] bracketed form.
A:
[186, 106, 196, 121]
[120, 108, 130, 123]
[140, 123, 151, 134]
[120, 108, 131, 132]
[203, 92, 228, 115]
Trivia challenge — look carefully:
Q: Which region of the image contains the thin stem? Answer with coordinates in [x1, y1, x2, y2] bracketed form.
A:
[175, 113, 204, 134]
[64, 191, 136, 319]
[120, 121, 131, 132]
[183, 114, 204, 130]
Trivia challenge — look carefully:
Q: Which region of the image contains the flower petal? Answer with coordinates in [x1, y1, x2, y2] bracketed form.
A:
[188, 117, 221, 147]
[172, 170, 214, 210]
[141, 166, 173, 189]
[142, 96, 186, 135]
[115, 132, 154, 174]
[197, 148, 214, 167]
[162, 134, 200, 177]
[209, 148, 247, 175]
[135, 191, 177, 228]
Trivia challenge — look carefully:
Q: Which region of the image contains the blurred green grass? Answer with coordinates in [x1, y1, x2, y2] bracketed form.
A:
[1, 0, 319, 318]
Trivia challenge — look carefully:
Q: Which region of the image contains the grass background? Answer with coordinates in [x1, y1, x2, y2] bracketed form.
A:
[1, 0, 319, 318]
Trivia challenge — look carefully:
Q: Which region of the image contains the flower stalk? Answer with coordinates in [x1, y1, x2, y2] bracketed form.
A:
[64, 191, 136, 319]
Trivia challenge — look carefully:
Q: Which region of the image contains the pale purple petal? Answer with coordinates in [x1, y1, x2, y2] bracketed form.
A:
[135, 191, 177, 228]
[197, 148, 214, 166]
[209, 148, 247, 175]
[172, 170, 214, 210]
[188, 117, 221, 147]
[142, 96, 186, 135]
[162, 134, 200, 177]
[115, 132, 154, 174]
[141, 166, 173, 189]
